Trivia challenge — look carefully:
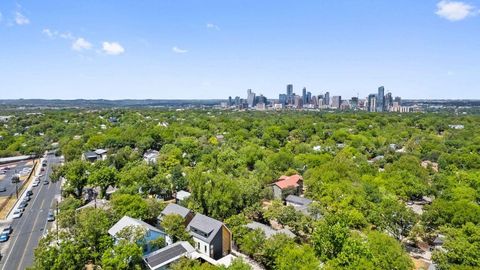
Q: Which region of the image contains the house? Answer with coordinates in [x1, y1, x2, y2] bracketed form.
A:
[158, 204, 194, 245]
[108, 216, 165, 254]
[245, 221, 295, 239]
[187, 214, 232, 260]
[143, 241, 196, 270]
[82, 149, 108, 162]
[175, 190, 191, 205]
[144, 150, 160, 164]
[272, 174, 303, 200]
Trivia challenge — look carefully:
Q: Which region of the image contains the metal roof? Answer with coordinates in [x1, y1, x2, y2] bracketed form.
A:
[144, 241, 195, 270]
[187, 214, 223, 243]
[160, 203, 191, 219]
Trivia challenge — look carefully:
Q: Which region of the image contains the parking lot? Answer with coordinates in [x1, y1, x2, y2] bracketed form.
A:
[0, 161, 35, 200]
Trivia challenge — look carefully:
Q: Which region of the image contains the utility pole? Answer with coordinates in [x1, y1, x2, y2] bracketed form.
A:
[56, 200, 59, 243]
[15, 181, 18, 199]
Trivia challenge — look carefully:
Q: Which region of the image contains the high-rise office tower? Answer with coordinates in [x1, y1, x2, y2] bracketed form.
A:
[286, 84, 294, 104]
[394, 96, 402, 106]
[350, 97, 359, 109]
[376, 86, 385, 112]
[331, 96, 341, 109]
[294, 95, 303, 108]
[324, 92, 330, 106]
[302, 87, 307, 104]
[247, 89, 256, 107]
[307, 91, 312, 104]
[385, 92, 393, 109]
[368, 94, 377, 112]
[279, 94, 287, 105]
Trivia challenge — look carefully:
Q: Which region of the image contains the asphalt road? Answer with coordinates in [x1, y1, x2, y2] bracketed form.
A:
[0, 161, 33, 199]
[0, 154, 61, 270]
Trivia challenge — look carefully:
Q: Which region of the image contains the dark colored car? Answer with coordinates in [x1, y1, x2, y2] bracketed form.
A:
[26, 190, 33, 196]
[2, 225, 12, 235]
[18, 201, 28, 209]
[44, 180, 49, 185]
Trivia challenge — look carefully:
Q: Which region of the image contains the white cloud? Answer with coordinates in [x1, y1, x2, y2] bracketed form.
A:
[172, 46, 188, 54]
[60, 32, 74, 40]
[436, 0, 477, 21]
[206, 23, 220, 30]
[102, 41, 125, 55]
[42, 28, 54, 37]
[15, 11, 30, 25]
[72, 38, 92, 51]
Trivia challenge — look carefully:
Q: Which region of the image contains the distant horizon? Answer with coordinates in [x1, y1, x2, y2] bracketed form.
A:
[1, 1, 479, 99]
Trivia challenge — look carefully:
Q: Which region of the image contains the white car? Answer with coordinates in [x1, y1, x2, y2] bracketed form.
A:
[32, 181, 40, 187]
[12, 210, 22, 219]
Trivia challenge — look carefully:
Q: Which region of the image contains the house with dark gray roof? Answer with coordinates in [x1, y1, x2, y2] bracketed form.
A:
[187, 213, 232, 260]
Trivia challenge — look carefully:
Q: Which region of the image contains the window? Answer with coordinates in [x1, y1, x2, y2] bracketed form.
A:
[204, 245, 207, 253]
[197, 242, 200, 249]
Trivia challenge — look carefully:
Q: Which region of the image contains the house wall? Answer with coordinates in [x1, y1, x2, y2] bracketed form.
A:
[273, 185, 282, 200]
[211, 229, 223, 260]
[221, 225, 232, 257]
[192, 237, 211, 258]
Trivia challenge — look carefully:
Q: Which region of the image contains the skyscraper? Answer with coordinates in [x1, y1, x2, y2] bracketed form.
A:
[302, 87, 307, 104]
[307, 91, 312, 104]
[331, 96, 341, 109]
[247, 89, 256, 108]
[324, 92, 330, 106]
[286, 84, 294, 105]
[376, 86, 385, 112]
[385, 92, 393, 109]
[368, 94, 377, 112]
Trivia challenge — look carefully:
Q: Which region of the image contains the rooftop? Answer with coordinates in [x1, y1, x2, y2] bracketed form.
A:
[108, 216, 162, 237]
[160, 203, 192, 219]
[274, 174, 303, 189]
[187, 213, 224, 243]
[285, 195, 312, 206]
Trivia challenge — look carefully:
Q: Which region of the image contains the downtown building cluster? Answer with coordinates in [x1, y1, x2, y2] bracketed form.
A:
[222, 84, 417, 112]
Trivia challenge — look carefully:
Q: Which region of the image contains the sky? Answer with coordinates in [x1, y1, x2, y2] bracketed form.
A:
[0, 0, 479, 100]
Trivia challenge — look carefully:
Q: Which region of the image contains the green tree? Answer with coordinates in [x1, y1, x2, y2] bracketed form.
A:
[161, 214, 192, 243]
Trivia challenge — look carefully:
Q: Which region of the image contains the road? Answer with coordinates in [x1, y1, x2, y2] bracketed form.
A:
[0, 161, 34, 199]
[0, 154, 61, 270]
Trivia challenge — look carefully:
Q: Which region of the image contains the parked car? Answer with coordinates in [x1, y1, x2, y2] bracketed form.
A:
[18, 201, 28, 209]
[0, 170, 5, 175]
[32, 181, 39, 187]
[0, 186, 6, 192]
[0, 232, 9, 242]
[47, 210, 55, 222]
[12, 210, 22, 219]
[44, 180, 49, 185]
[2, 225, 12, 235]
[11, 175, 20, 183]
[23, 196, 31, 202]
[26, 190, 33, 196]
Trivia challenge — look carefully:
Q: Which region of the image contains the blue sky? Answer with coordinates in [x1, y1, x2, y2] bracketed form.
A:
[0, 0, 479, 99]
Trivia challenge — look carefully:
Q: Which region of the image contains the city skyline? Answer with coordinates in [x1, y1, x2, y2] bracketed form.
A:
[1, 0, 480, 99]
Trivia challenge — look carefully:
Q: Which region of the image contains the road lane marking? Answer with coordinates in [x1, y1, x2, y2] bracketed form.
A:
[1, 160, 47, 270]
[16, 199, 46, 270]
